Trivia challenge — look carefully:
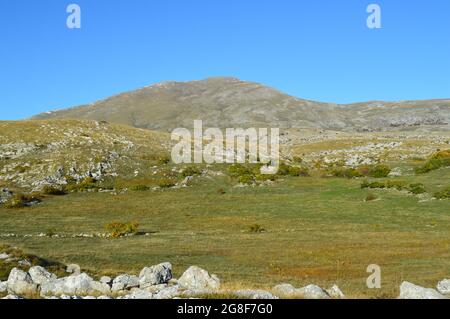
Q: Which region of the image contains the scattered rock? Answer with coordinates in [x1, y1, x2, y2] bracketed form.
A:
[120, 289, 153, 299]
[0, 252, 10, 260]
[40, 273, 94, 296]
[178, 266, 220, 292]
[154, 285, 180, 299]
[66, 264, 81, 275]
[111, 274, 140, 292]
[272, 283, 302, 298]
[436, 279, 450, 295]
[6, 268, 38, 295]
[0, 281, 7, 293]
[235, 289, 278, 299]
[399, 281, 447, 299]
[326, 285, 345, 299]
[2, 294, 24, 299]
[28, 266, 57, 285]
[139, 262, 172, 288]
[297, 285, 331, 299]
[18, 259, 31, 267]
[91, 281, 111, 295]
[100, 276, 112, 285]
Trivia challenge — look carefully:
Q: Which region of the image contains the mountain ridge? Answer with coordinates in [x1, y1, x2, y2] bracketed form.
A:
[32, 77, 450, 132]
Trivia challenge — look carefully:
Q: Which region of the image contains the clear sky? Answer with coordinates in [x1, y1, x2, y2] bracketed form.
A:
[0, 0, 449, 120]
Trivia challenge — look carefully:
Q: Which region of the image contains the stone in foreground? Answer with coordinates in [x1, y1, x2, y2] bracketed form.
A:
[436, 279, 450, 295]
[399, 281, 447, 299]
[139, 262, 172, 288]
[6, 268, 38, 296]
[178, 266, 220, 291]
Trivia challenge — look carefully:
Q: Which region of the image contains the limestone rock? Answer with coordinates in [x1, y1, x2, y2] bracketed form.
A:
[139, 262, 172, 288]
[178, 266, 220, 291]
[28, 266, 57, 285]
[399, 281, 447, 299]
[297, 285, 331, 299]
[111, 274, 140, 292]
[6, 268, 38, 295]
[326, 285, 345, 299]
[436, 279, 450, 295]
[235, 289, 278, 299]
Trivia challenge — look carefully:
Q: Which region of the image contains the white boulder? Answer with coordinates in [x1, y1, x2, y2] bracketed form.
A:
[111, 274, 140, 292]
[28, 266, 57, 285]
[436, 279, 450, 295]
[178, 266, 220, 291]
[139, 262, 172, 288]
[6, 268, 38, 296]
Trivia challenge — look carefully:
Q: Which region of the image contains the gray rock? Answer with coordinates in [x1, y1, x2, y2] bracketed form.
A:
[121, 289, 153, 299]
[66, 264, 81, 275]
[100, 276, 112, 285]
[7, 268, 38, 296]
[399, 281, 447, 299]
[178, 266, 220, 291]
[326, 285, 346, 299]
[437, 279, 450, 295]
[28, 266, 57, 285]
[40, 273, 94, 296]
[0, 252, 10, 260]
[139, 262, 172, 288]
[2, 294, 24, 299]
[91, 281, 111, 295]
[0, 281, 7, 293]
[97, 295, 113, 299]
[153, 285, 180, 299]
[18, 259, 31, 267]
[272, 283, 303, 298]
[111, 274, 140, 292]
[235, 289, 278, 299]
[297, 285, 331, 299]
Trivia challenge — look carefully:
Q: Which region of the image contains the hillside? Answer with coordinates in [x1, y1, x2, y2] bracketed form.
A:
[0, 120, 170, 191]
[33, 77, 450, 132]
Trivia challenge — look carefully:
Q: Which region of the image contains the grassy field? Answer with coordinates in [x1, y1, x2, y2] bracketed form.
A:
[1, 164, 449, 298]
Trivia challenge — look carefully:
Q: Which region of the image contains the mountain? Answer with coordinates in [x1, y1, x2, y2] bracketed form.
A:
[32, 77, 450, 132]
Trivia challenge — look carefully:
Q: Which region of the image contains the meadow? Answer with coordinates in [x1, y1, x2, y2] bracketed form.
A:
[1, 163, 449, 298]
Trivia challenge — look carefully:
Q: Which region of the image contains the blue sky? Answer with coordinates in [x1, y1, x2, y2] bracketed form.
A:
[0, 0, 449, 120]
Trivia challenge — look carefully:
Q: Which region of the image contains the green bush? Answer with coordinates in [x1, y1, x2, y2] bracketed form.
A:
[41, 185, 67, 196]
[248, 224, 266, 233]
[4, 194, 42, 209]
[130, 185, 150, 191]
[157, 178, 176, 188]
[66, 177, 98, 192]
[365, 193, 378, 202]
[105, 221, 140, 238]
[228, 164, 254, 177]
[181, 166, 202, 177]
[368, 165, 391, 178]
[415, 150, 450, 174]
[385, 180, 407, 191]
[277, 163, 310, 177]
[434, 186, 450, 199]
[238, 174, 255, 185]
[408, 183, 426, 195]
[361, 181, 386, 189]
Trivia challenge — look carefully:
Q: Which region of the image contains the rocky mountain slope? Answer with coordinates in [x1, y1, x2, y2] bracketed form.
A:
[33, 77, 450, 132]
[0, 120, 170, 191]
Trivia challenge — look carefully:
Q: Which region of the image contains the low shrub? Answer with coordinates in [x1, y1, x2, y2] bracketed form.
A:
[365, 193, 378, 202]
[248, 224, 266, 233]
[66, 177, 98, 192]
[41, 185, 67, 196]
[368, 165, 391, 178]
[385, 180, 408, 191]
[238, 174, 255, 185]
[157, 178, 176, 188]
[277, 163, 310, 177]
[434, 186, 450, 199]
[157, 156, 171, 165]
[408, 183, 426, 195]
[129, 185, 150, 191]
[105, 221, 139, 238]
[415, 150, 450, 174]
[181, 166, 202, 177]
[4, 194, 42, 209]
